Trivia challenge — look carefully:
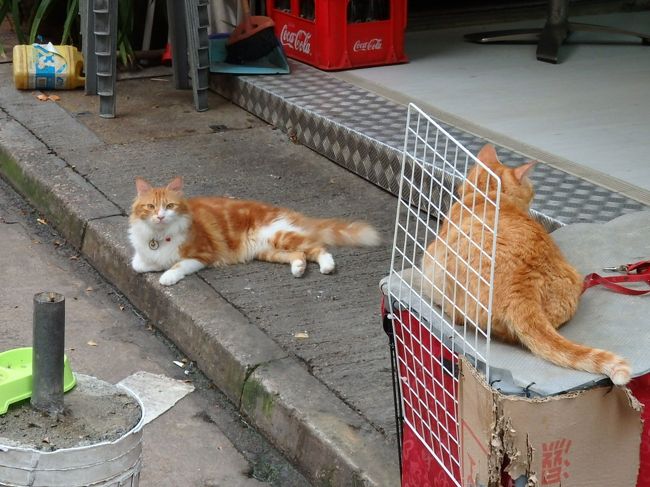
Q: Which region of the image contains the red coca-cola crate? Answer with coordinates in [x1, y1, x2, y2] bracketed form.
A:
[265, 0, 408, 70]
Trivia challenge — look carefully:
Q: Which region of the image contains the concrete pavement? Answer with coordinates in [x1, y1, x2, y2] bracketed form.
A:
[0, 64, 401, 486]
[0, 176, 311, 487]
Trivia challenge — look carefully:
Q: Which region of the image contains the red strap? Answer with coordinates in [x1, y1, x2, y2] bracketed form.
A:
[582, 260, 650, 295]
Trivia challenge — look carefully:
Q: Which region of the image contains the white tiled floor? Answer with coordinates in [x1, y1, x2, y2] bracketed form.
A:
[337, 11, 650, 202]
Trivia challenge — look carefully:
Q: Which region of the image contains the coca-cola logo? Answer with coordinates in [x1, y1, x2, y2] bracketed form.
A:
[353, 38, 383, 52]
[280, 25, 312, 55]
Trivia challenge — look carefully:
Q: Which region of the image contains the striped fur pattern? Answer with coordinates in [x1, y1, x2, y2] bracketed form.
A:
[128, 177, 380, 286]
[421, 144, 630, 385]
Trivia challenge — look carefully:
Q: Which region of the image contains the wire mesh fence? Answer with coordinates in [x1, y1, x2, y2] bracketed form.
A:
[386, 104, 501, 484]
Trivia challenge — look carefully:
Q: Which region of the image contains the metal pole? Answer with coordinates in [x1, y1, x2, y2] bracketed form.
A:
[31, 292, 65, 415]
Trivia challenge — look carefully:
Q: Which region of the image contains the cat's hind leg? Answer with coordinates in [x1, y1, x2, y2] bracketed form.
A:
[270, 230, 335, 275]
[256, 249, 307, 277]
[305, 246, 335, 274]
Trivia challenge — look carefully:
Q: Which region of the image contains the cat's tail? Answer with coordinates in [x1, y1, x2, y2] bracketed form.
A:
[507, 305, 631, 385]
[302, 217, 381, 247]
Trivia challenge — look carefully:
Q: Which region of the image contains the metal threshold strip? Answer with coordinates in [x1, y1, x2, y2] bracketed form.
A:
[209, 60, 647, 230]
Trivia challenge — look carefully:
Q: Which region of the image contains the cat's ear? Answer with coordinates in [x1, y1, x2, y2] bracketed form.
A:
[513, 161, 537, 183]
[166, 176, 183, 194]
[477, 144, 500, 165]
[135, 177, 152, 196]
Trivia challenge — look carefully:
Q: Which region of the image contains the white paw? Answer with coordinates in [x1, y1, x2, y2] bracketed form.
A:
[318, 253, 335, 274]
[159, 269, 183, 286]
[132, 254, 152, 273]
[132, 254, 163, 273]
[291, 259, 306, 277]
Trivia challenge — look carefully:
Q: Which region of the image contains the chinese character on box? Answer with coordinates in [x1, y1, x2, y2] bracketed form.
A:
[542, 439, 571, 485]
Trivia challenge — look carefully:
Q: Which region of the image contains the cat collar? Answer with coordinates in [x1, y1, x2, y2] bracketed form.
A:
[148, 236, 172, 250]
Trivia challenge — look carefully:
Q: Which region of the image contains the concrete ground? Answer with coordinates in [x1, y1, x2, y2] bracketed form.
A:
[337, 10, 650, 200]
[0, 176, 311, 487]
[0, 64, 400, 486]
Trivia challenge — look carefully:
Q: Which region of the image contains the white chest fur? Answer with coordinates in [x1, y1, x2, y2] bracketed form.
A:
[128, 217, 190, 271]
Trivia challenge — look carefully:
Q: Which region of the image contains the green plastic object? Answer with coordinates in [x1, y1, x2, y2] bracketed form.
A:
[0, 347, 76, 415]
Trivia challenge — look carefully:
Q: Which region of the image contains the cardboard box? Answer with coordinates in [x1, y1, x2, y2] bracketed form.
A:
[459, 358, 643, 486]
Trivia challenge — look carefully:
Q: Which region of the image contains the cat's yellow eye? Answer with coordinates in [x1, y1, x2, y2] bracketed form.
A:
[166, 203, 175, 210]
[146, 204, 155, 210]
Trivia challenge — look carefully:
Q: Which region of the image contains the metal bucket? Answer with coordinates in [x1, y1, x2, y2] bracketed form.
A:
[0, 383, 144, 487]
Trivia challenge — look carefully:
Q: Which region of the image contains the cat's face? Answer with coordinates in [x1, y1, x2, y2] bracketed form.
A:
[130, 177, 189, 228]
[463, 144, 536, 209]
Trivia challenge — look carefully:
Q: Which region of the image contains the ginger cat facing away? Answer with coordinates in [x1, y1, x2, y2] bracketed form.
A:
[421, 144, 631, 385]
[128, 177, 380, 286]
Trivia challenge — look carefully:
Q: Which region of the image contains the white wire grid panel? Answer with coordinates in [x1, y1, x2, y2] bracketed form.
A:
[388, 104, 501, 484]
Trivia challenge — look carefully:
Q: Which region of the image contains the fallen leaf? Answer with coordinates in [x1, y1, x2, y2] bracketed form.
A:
[294, 331, 309, 339]
[48, 94, 61, 101]
[87, 340, 97, 347]
[36, 218, 47, 225]
[36, 94, 49, 101]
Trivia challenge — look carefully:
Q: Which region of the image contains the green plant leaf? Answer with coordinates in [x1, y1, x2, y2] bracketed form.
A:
[11, 0, 26, 44]
[0, 1, 11, 54]
[61, 0, 79, 44]
[0, 1, 12, 24]
[29, 0, 55, 44]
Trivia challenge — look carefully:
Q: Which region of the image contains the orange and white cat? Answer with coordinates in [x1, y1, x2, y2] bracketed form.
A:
[128, 177, 380, 286]
[421, 144, 631, 385]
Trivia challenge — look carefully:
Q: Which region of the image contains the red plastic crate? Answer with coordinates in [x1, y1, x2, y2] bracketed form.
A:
[390, 308, 650, 486]
[266, 0, 408, 70]
[392, 309, 462, 485]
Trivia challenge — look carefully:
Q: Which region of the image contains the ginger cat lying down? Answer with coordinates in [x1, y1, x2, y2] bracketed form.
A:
[128, 177, 380, 286]
[421, 144, 630, 385]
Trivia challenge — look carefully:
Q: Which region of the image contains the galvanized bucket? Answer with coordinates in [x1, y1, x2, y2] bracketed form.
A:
[0, 383, 144, 487]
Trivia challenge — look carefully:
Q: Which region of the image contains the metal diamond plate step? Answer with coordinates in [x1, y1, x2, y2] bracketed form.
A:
[210, 60, 648, 229]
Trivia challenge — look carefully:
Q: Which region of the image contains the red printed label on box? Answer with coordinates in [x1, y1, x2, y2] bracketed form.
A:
[541, 439, 571, 485]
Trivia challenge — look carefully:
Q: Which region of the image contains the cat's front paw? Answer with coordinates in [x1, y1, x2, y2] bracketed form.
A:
[132, 254, 157, 273]
[159, 269, 184, 286]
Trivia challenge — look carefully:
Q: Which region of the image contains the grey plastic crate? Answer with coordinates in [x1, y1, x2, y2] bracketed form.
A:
[93, 0, 117, 118]
[184, 0, 210, 112]
[80, 0, 97, 95]
[80, 0, 209, 116]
